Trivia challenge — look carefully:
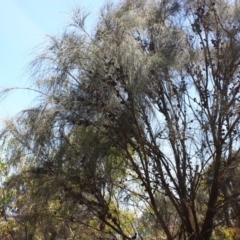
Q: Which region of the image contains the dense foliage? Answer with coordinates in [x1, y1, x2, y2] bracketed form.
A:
[1, 0, 240, 239]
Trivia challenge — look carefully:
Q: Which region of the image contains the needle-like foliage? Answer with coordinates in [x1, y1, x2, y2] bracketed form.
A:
[2, 0, 240, 239]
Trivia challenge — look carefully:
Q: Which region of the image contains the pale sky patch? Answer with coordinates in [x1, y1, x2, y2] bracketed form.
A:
[0, 0, 117, 117]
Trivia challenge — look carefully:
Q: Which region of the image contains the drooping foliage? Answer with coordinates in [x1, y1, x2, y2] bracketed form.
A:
[2, 0, 240, 239]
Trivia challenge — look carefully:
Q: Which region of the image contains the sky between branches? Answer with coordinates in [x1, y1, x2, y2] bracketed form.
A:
[0, 0, 116, 118]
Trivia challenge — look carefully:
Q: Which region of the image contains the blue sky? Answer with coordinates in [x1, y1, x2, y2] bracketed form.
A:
[0, 0, 115, 118]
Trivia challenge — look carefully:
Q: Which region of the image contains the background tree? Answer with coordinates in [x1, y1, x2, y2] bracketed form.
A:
[2, 0, 240, 239]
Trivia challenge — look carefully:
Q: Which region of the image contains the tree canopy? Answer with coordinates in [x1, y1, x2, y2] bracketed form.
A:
[2, 0, 240, 239]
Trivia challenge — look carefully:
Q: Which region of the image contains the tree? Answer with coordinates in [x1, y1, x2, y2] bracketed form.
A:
[203, 152, 240, 239]
[1, 124, 133, 239]
[2, 0, 240, 239]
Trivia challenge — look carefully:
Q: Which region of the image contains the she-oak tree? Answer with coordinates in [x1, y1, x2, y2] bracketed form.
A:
[1, 0, 240, 239]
